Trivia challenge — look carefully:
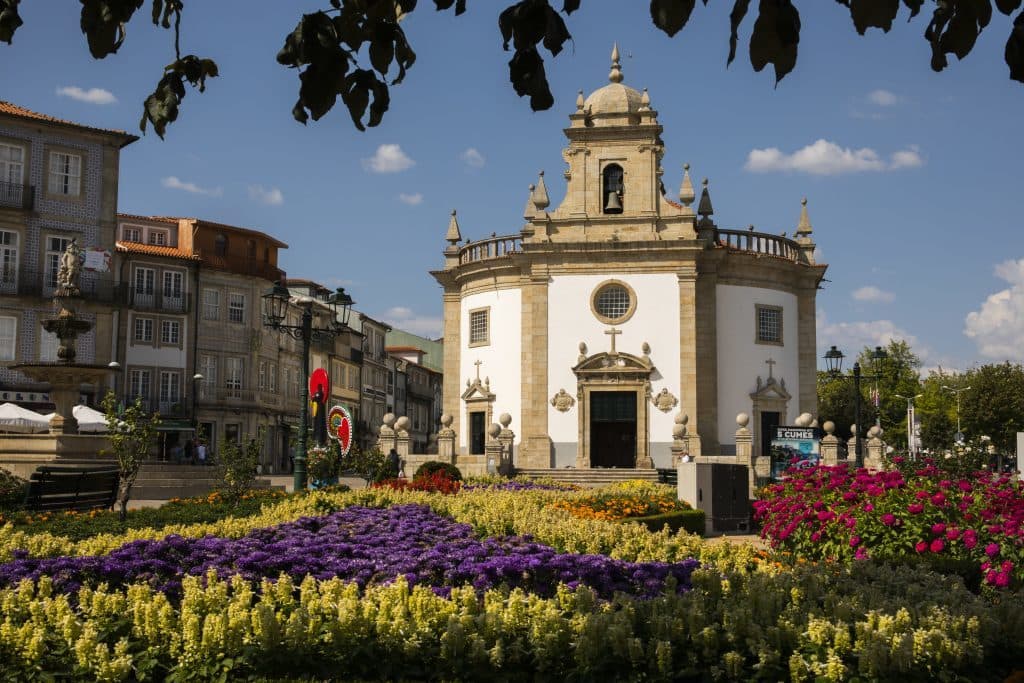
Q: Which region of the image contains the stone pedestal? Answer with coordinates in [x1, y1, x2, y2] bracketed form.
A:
[394, 416, 411, 458]
[0, 434, 113, 479]
[436, 414, 456, 463]
[376, 413, 397, 454]
[497, 413, 515, 476]
[819, 421, 840, 466]
[734, 413, 754, 492]
[865, 426, 885, 470]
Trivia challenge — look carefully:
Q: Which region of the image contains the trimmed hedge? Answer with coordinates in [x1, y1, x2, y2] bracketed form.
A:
[413, 460, 463, 482]
[625, 508, 706, 535]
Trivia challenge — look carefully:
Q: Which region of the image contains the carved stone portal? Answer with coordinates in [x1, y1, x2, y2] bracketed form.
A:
[650, 387, 678, 413]
[550, 388, 576, 413]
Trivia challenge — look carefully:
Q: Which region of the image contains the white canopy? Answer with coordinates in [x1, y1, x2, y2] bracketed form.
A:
[73, 404, 108, 433]
[0, 403, 50, 433]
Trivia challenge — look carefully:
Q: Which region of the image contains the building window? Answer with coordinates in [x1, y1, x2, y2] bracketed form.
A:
[202, 289, 219, 320]
[134, 317, 153, 343]
[0, 143, 24, 184]
[148, 230, 168, 246]
[228, 293, 245, 324]
[39, 325, 58, 362]
[200, 355, 216, 398]
[45, 236, 71, 290]
[258, 360, 267, 390]
[129, 369, 151, 402]
[0, 230, 18, 285]
[48, 151, 81, 196]
[756, 304, 783, 345]
[591, 279, 637, 325]
[225, 357, 243, 395]
[268, 362, 277, 392]
[468, 307, 489, 347]
[214, 233, 228, 257]
[348, 366, 358, 390]
[602, 163, 624, 214]
[134, 266, 155, 305]
[122, 225, 141, 242]
[159, 371, 180, 407]
[160, 320, 180, 345]
[0, 316, 16, 361]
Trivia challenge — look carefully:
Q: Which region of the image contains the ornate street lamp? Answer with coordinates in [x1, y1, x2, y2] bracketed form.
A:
[823, 345, 888, 468]
[262, 281, 355, 491]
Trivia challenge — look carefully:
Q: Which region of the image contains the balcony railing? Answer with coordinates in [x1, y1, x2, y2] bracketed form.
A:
[0, 267, 123, 302]
[126, 289, 192, 313]
[0, 181, 34, 211]
[458, 234, 521, 265]
[715, 228, 801, 262]
[125, 396, 192, 417]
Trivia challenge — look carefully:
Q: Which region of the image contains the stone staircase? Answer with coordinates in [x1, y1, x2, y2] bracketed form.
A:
[515, 468, 674, 487]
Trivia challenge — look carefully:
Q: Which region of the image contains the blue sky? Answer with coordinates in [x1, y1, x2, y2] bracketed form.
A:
[4, 2, 1022, 370]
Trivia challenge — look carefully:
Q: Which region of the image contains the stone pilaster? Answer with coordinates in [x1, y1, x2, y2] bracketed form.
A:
[695, 256, 719, 454]
[442, 291, 461, 449]
[797, 278, 819, 420]
[677, 266, 702, 456]
[519, 272, 552, 467]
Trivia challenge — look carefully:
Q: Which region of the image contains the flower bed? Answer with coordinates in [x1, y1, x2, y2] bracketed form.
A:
[462, 476, 581, 492]
[549, 480, 691, 520]
[372, 471, 462, 494]
[755, 463, 1024, 587]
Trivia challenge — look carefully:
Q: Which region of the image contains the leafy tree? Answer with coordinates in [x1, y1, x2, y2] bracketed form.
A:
[2, 1, 1023, 136]
[100, 391, 160, 521]
[216, 430, 262, 504]
[339, 443, 387, 486]
[918, 370, 958, 451]
[960, 362, 1024, 452]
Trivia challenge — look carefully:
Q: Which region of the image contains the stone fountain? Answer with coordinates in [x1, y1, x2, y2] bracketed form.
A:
[0, 240, 114, 477]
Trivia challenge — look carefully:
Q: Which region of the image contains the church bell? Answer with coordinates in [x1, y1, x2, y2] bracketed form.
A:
[604, 191, 623, 214]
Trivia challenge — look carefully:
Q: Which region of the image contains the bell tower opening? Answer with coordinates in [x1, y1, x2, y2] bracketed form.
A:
[602, 164, 624, 214]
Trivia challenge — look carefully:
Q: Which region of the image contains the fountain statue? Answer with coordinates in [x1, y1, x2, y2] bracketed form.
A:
[11, 239, 114, 435]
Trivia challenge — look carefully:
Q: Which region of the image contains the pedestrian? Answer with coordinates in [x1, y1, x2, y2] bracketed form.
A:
[386, 448, 400, 479]
[196, 440, 207, 466]
[184, 439, 194, 464]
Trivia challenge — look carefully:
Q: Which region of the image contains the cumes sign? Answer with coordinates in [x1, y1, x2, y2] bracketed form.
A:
[770, 426, 821, 481]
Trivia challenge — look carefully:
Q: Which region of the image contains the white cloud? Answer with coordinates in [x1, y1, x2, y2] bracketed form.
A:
[56, 85, 116, 105]
[817, 311, 934, 363]
[460, 147, 486, 169]
[248, 185, 284, 206]
[852, 286, 895, 304]
[381, 305, 442, 338]
[964, 258, 1024, 362]
[398, 192, 423, 205]
[161, 176, 222, 197]
[744, 139, 924, 175]
[868, 89, 899, 106]
[362, 144, 415, 173]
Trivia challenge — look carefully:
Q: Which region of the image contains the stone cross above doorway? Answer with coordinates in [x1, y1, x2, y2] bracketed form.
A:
[765, 356, 776, 380]
[604, 327, 621, 354]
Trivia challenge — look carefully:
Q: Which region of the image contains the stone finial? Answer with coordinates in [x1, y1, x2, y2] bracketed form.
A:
[639, 87, 651, 111]
[609, 43, 623, 83]
[795, 412, 813, 427]
[487, 422, 502, 439]
[678, 163, 695, 207]
[440, 414, 453, 428]
[641, 341, 651, 358]
[736, 412, 749, 428]
[524, 184, 537, 218]
[395, 416, 411, 432]
[795, 197, 813, 238]
[697, 178, 714, 218]
[532, 170, 550, 210]
[499, 413, 512, 428]
[672, 422, 687, 439]
[675, 413, 689, 425]
[576, 89, 585, 111]
[823, 420, 835, 435]
[445, 210, 462, 245]
[383, 413, 396, 427]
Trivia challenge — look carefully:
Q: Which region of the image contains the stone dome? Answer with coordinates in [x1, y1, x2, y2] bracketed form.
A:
[584, 82, 644, 116]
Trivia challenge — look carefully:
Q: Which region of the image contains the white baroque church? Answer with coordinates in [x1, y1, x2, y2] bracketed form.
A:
[431, 47, 827, 471]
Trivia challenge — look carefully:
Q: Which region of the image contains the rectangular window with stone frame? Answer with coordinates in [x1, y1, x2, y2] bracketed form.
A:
[755, 304, 783, 346]
[468, 306, 490, 347]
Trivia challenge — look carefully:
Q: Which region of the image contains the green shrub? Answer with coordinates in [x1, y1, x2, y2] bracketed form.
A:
[413, 460, 462, 482]
[624, 509, 706, 535]
[0, 469, 27, 511]
[216, 433, 261, 503]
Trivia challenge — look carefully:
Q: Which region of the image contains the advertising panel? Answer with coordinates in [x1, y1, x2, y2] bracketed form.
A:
[770, 426, 821, 481]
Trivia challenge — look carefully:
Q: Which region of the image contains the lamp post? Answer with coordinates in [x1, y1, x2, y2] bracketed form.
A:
[262, 282, 354, 492]
[823, 345, 888, 468]
[894, 393, 923, 457]
[191, 373, 203, 430]
[941, 385, 970, 444]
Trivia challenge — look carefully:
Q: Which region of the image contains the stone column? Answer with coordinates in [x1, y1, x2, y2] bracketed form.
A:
[519, 271, 552, 467]
[734, 413, 755, 492]
[485, 422, 504, 475]
[442, 291, 462, 452]
[677, 266, 702, 457]
[847, 423, 858, 465]
[695, 258, 719, 454]
[436, 414, 456, 463]
[395, 416, 411, 458]
[820, 421, 840, 466]
[796, 279, 820, 420]
[497, 413, 515, 475]
[865, 425, 885, 470]
[376, 413, 397, 454]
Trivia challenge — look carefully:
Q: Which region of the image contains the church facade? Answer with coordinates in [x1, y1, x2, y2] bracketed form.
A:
[431, 48, 827, 470]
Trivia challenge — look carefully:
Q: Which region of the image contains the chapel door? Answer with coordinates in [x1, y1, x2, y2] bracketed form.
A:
[469, 411, 486, 454]
[590, 391, 637, 468]
[760, 411, 780, 460]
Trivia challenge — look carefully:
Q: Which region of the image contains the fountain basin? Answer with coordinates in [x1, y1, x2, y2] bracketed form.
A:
[10, 363, 113, 435]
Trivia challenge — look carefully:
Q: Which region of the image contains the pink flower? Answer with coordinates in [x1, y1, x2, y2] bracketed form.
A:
[995, 572, 1011, 588]
[842, 492, 857, 502]
[811, 531, 822, 542]
[850, 536, 861, 547]
[946, 528, 961, 541]
[931, 522, 946, 535]
[915, 541, 929, 553]
[908, 503, 925, 515]
[854, 546, 868, 560]
[957, 480, 973, 492]
[881, 513, 897, 526]
[864, 503, 874, 512]
[964, 533, 978, 550]
[931, 492, 947, 506]
[930, 538, 945, 553]
[915, 490, 930, 500]
[985, 543, 1000, 557]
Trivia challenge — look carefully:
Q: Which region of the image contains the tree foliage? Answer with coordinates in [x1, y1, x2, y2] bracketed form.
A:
[1, 1, 1023, 136]
[101, 391, 160, 521]
[960, 361, 1024, 452]
[216, 430, 262, 504]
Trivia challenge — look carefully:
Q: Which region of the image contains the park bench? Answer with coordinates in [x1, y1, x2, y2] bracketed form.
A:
[23, 465, 119, 512]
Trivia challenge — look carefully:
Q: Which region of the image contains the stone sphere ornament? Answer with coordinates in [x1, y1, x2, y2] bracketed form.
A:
[736, 412, 750, 428]
[487, 423, 502, 439]
[394, 416, 411, 432]
[823, 421, 835, 435]
[440, 414, 453, 428]
[383, 413, 396, 427]
[499, 413, 512, 428]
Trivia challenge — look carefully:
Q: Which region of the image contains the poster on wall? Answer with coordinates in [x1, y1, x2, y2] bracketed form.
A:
[769, 426, 821, 480]
[83, 248, 111, 272]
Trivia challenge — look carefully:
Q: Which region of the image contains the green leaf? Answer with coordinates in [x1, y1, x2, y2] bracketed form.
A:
[508, 45, 554, 110]
[0, 0, 24, 45]
[79, 0, 145, 58]
[847, 0, 900, 35]
[749, 0, 801, 85]
[727, 0, 751, 66]
[650, 0, 696, 38]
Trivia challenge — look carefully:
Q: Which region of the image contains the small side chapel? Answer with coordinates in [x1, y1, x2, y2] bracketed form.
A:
[431, 47, 827, 471]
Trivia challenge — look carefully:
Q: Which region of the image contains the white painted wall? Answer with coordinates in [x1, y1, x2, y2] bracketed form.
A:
[547, 273, 681, 446]
[715, 284, 799, 447]
[459, 288, 522, 448]
[125, 316, 189, 368]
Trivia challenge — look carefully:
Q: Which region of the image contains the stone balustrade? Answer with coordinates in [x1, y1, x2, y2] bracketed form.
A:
[458, 235, 522, 265]
[715, 228, 800, 262]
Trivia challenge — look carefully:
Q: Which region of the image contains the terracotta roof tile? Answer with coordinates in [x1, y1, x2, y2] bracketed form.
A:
[153, 216, 288, 248]
[116, 241, 201, 261]
[0, 101, 138, 145]
[117, 213, 179, 225]
[386, 346, 425, 353]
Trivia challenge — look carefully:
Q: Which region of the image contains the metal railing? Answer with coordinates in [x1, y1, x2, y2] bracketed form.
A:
[0, 266, 123, 302]
[0, 181, 34, 211]
[715, 228, 801, 262]
[126, 289, 192, 313]
[458, 234, 521, 265]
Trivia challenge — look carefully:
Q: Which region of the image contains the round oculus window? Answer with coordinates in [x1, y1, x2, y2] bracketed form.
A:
[591, 281, 636, 324]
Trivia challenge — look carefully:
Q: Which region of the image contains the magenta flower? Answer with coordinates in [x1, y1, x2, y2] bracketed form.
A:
[931, 492, 947, 506]
[964, 533, 978, 550]
[931, 522, 946, 535]
[908, 503, 925, 515]
[881, 513, 897, 526]
[946, 528, 961, 541]
[930, 538, 945, 553]
[985, 543, 1000, 558]
[995, 572, 1011, 588]
[914, 490, 930, 500]
[849, 536, 861, 547]
[915, 541, 929, 553]
[854, 547, 868, 560]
